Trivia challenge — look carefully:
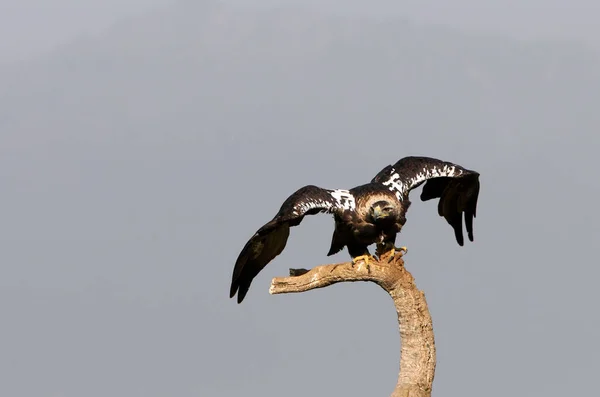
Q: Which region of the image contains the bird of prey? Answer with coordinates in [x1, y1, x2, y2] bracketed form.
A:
[230, 156, 480, 303]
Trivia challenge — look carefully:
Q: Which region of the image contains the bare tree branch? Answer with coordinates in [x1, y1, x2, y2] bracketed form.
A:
[270, 250, 436, 397]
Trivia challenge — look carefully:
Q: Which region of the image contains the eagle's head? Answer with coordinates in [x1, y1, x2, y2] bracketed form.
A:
[370, 200, 398, 223]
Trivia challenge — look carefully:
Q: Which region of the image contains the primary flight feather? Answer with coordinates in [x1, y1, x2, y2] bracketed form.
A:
[230, 156, 480, 303]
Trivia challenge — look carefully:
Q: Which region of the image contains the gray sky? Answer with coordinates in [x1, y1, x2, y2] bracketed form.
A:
[1, 1, 599, 396]
[2, 0, 600, 61]
[0, 0, 173, 61]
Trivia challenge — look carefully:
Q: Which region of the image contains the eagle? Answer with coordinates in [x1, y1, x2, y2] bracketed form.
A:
[230, 156, 480, 303]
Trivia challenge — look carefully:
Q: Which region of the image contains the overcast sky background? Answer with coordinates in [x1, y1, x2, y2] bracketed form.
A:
[2, 0, 600, 61]
[1, 1, 598, 396]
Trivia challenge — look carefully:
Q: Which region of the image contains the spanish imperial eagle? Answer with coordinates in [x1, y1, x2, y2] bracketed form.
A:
[230, 156, 480, 303]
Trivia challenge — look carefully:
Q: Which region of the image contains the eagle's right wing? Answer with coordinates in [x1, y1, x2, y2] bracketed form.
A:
[230, 185, 355, 303]
[372, 156, 480, 246]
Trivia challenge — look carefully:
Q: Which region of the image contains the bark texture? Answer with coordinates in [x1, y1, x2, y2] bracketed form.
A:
[269, 249, 436, 397]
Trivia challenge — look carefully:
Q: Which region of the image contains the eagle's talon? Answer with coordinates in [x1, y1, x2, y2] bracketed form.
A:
[352, 254, 375, 273]
[385, 246, 408, 262]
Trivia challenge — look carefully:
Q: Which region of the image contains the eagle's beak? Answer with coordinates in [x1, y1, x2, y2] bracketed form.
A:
[373, 205, 385, 220]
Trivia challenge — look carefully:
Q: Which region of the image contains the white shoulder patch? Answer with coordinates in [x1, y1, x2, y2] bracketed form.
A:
[380, 170, 405, 200]
[383, 168, 408, 201]
[329, 189, 356, 211]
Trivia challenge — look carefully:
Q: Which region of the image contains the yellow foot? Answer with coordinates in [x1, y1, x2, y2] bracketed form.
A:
[352, 254, 375, 273]
[386, 246, 408, 263]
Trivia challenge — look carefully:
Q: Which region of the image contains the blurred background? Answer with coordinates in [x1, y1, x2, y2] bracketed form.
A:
[1, 1, 598, 396]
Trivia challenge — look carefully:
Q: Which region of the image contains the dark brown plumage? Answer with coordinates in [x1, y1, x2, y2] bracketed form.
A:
[230, 156, 480, 303]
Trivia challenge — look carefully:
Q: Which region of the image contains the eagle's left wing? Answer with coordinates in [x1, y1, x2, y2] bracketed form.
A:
[371, 156, 480, 246]
[230, 185, 355, 303]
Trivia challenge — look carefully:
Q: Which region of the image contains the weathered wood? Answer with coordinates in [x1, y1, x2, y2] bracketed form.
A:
[270, 249, 436, 397]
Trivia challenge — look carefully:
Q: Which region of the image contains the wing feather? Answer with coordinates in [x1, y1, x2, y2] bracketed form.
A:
[230, 185, 356, 303]
[372, 156, 480, 246]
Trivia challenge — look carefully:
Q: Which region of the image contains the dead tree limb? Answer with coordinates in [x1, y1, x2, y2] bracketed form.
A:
[269, 249, 436, 397]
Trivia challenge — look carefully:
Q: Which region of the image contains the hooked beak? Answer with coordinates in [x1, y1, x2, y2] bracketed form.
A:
[372, 205, 385, 220]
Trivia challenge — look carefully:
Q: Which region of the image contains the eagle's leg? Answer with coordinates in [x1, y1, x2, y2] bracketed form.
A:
[377, 242, 408, 263]
[351, 254, 376, 273]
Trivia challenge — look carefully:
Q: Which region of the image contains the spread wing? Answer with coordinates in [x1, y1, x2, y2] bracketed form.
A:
[230, 185, 356, 303]
[372, 156, 480, 246]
